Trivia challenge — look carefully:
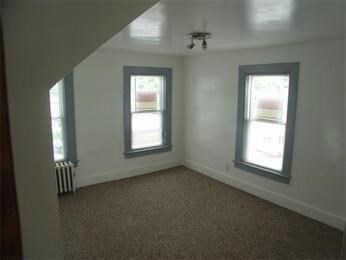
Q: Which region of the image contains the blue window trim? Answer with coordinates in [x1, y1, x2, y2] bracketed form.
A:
[63, 73, 78, 166]
[234, 62, 299, 183]
[123, 66, 172, 158]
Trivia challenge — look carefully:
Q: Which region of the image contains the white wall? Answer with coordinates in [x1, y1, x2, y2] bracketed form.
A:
[2, 1, 156, 257]
[183, 39, 345, 229]
[74, 50, 184, 187]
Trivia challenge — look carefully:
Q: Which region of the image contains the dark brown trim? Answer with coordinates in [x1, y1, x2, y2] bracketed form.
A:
[0, 18, 23, 259]
[341, 224, 346, 258]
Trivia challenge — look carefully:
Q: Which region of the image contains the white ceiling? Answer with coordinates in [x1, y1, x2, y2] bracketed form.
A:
[101, 0, 345, 55]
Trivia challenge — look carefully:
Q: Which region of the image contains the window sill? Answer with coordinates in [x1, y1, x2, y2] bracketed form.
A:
[234, 160, 290, 184]
[124, 145, 172, 158]
[54, 159, 79, 167]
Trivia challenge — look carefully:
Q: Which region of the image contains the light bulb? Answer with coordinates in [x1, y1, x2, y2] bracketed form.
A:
[202, 39, 207, 50]
[186, 39, 195, 49]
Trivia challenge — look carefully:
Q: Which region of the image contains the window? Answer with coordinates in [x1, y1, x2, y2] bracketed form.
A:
[49, 73, 77, 164]
[234, 63, 299, 183]
[124, 66, 172, 158]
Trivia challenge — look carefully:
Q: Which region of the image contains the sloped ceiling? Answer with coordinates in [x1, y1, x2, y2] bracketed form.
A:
[102, 0, 345, 55]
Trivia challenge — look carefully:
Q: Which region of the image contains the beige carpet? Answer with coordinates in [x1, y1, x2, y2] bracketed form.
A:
[59, 166, 342, 259]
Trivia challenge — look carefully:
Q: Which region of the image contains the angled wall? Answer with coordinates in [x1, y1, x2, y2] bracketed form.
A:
[2, 1, 157, 257]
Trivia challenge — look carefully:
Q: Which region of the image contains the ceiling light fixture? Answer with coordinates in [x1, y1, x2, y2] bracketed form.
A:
[186, 32, 211, 51]
[186, 38, 195, 49]
[202, 39, 207, 50]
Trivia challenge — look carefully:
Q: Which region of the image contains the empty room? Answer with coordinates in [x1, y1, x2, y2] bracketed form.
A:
[1, 0, 346, 259]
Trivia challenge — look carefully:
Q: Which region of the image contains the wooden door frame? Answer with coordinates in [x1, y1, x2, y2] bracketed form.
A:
[0, 18, 23, 259]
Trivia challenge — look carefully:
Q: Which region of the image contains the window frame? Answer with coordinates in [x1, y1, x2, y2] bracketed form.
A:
[234, 63, 299, 183]
[50, 73, 78, 165]
[123, 66, 172, 158]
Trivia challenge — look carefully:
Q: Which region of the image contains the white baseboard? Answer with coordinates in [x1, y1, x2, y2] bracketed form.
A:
[76, 160, 182, 188]
[183, 159, 346, 231]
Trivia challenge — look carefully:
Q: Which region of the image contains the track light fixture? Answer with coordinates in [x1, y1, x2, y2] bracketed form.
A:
[186, 32, 211, 51]
[202, 39, 207, 50]
[186, 38, 195, 49]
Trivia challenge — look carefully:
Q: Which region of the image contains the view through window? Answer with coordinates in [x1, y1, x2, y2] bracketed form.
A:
[130, 75, 164, 149]
[49, 80, 66, 161]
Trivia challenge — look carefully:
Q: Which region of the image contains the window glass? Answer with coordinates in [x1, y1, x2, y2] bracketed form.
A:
[246, 75, 289, 123]
[51, 118, 65, 161]
[130, 75, 164, 150]
[50, 81, 64, 118]
[131, 76, 163, 112]
[49, 81, 66, 161]
[131, 112, 163, 149]
[244, 121, 285, 171]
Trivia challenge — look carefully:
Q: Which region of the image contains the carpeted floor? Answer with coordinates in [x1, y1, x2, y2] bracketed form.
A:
[59, 166, 342, 259]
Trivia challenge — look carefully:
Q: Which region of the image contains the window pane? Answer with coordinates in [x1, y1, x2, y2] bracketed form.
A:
[51, 118, 65, 161]
[49, 80, 66, 161]
[244, 119, 285, 171]
[131, 112, 163, 149]
[247, 75, 289, 123]
[49, 81, 64, 118]
[130, 75, 164, 112]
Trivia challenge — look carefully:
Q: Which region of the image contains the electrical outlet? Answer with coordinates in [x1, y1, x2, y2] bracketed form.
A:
[225, 164, 230, 171]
